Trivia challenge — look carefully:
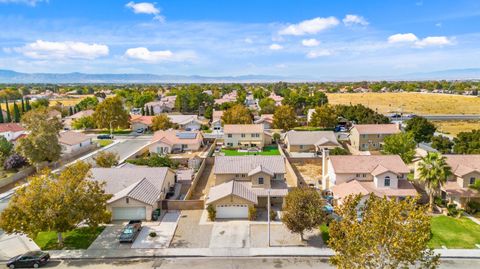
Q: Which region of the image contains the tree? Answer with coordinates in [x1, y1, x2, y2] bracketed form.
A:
[282, 187, 326, 240]
[25, 98, 31, 111]
[30, 98, 49, 109]
[15, 108, 63, 167]
[4, 153, 27, 170]
[335, 104, 390, 124]
[405, 116, 437, 143]
[329, 195, 440, 269]
[0, 162, 111, 246]
[21, 98, 25, 113]
[5, 99, 11, 123]
[309, 105, 338, 128]
[273, 105, 297, 130]
[0, 136, 13, 161]
[94, 151, 119, 168]
[431, 135, 453, 154]
[126, 154, 178, 168]
[141, 106, 145, 116]
[221, 104, 253, 124]
[204, 106, 213, 120]
[69, 106, 74, 116]
[72, 116, 95, 130]
[149, 106, 154, 116]
[382, 132, 417, 164]
[272, 132, 281, 143]
[0, 108, 3, 123]
[453, 130, 480, 154]
[417, 152, 452, 212]
[92, 96, 129, 131]
[13, 101, 20, 123]
[258, 97, 276, 114]
[328, 147, 350, 155]
[145, 105, 150, 116]
[152, 114, 175, 131]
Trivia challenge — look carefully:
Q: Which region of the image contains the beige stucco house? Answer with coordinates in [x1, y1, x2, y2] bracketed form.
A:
[349, 124, 401, 151]
[89, 167, 176, 221]
[148, 130, 203, 154]
[206, 156, 288, 219]
[223, 124, 269, 149]
[284, 130, 340, 154]
[58, 131, 93, 155]
[326, 155, 417, 205]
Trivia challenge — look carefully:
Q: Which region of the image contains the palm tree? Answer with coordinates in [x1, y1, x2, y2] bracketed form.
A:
[417, 152, 452, 212]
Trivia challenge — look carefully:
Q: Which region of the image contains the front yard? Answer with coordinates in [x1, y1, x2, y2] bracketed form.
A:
[34, 226, 105, 250]
[221, 145, 280, 156]
[429, 216, 480, 249]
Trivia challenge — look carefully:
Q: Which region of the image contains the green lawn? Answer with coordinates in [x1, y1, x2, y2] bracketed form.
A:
[221, 145, 280, 156]
[34, 226, 105, 250]
[429, 216, 480, 249]
[96, 139, 113, 147]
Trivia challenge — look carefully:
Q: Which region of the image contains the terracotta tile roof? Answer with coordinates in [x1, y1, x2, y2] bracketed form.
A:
[442, 181, 480, 198]
[130, 115, 153, 125]
[352, 124, 401, 135]
[0, 123, 25, 133]
[214, 156, 286, 175]
[58, 131, 90, 146]
[151, 130, 203, 146]
[332, 179, 417, 200]
[212, 110, 224, 121]
[223, 124, 263, 134]
[254, 114, 274, 124]
[444, 155, 480, 177]
[329, 155, 410, 175]
[65, 109, 94, 120]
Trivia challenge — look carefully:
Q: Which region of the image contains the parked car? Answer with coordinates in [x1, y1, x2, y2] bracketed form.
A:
[136, 128, 144, 133]
[97, 134, 113, 140]
[6, 251, 50, 268]
[119, 220, 142, 243]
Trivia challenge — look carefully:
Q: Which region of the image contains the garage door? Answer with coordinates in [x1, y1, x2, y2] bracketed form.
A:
[215, 204, 248, 219]
[112, 207, 146, 220]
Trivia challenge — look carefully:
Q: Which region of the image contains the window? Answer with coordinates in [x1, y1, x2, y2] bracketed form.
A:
[235, 174, 240, 177]
[470, 177, 477, 185]
[241, 174, 246, 178]
[362, 174, 367, 178]
[241, 133, 245, 138]
[300, 145, 305, 149]
[258, 177, 264, 184]
[384, 176, 391, 187]
[251, 134, 255, 138]
[356, 174, 360, 177]
[228, 134, 232, 138]
[126, 198, 130, 204]
[377, 134, 381, 138]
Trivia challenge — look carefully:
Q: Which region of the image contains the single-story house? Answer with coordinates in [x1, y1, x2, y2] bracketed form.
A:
[62, 109, 94, 130]
[89, 167, 176, 220]
[148, 130, 203, 154]
[254, 114, 274, 130]
[130, 114, 203, 131]
[58, 131, 93, 154]
[0, 123, 26, 142]
[284, 130, 340, 154]
[211, 110, 224, 133]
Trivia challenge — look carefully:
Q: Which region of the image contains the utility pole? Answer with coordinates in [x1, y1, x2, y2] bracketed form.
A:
[267, 189, 271, 247]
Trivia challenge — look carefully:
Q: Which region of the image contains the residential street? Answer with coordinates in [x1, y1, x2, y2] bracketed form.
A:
[6, 257, 479, 269]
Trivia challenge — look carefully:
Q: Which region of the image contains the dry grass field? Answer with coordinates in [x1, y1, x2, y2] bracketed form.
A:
[434, 120, 480, 137]
[327, 92, 480, 115]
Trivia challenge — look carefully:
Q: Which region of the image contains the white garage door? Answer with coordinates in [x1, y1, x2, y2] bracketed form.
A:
[215, 204, 248, 219]
[112, 207, 146, 220]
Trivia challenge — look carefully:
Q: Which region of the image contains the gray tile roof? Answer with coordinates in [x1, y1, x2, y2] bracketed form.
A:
[285, 130, 339, 146]
[206, 181, 257, 204]
[214, 156, 286, 175]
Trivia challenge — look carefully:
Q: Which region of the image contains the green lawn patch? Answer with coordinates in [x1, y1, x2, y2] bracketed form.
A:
[319, 224, 330, 245]
[221, 145, 280, 156]
[99, 129, 132, 135]
[96, 139, 113, 147]
[429, 216, 480, 249]
[34, 226, 105, 250]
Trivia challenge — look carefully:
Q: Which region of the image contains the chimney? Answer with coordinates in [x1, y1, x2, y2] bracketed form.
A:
[321, 148, 329, 190]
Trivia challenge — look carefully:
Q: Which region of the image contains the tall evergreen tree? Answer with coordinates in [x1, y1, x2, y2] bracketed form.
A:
[141, 107, 145, 116]
[145, 106, 150, 116]
[13, 101, 21, 123]
[21, 98, 25, 113]
[5, 99, 11, 123]
[0, 108, 4, 123]
[149, 106, 154, 116]
[69, 107, 74, 116]
[25, 98, 31, 111]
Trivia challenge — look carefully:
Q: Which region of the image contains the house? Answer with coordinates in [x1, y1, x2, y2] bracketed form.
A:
[0, 123, 26, 142]
[435, 155, 479, 208]
[284, 130, 340, 154]
[62, 109, 94, 130]
[58, 131, 93, 154]
[130, 115, 153, 131]
[326, 155, 416, 205]
[47, 109, 62, 120]
[144, 95, 176, 115]
[269, 92, 283, 106]
[130, 114, 203, 131]
[211, 110, 224, 133]
[223, 124, 270, 149]
[254, 114, 274, 129]
[89, 167, 176, 220]
[214, 91, 237, 106]
[206, 156, 288, 218]
[349, 124, 401, 151]
[148, 130, 203, 154]
[307, 108, 316, 123]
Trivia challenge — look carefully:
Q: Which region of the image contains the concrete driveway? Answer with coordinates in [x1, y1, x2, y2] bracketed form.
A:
[0, 231, 39, 260]
[132, 211, 180, 249]
[209, 222, 250, 248]
[88, 223, 130, 250]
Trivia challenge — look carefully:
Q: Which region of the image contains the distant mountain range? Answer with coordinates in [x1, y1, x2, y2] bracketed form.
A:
[0, 68, 479, 83]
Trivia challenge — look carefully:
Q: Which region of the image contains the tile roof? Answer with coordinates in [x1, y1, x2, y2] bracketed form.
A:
[65, 109, 94, 120]
[285, 130, 339, 146]
[247, 165, 274, 177]
[332, 179, 417, 200]
[58, 131, 90, 146]
[442, 181, 480, 198]
[0, 123, 25, 133]
[329, 155, 410, 175]
[223, 124, 263, 134]
[130, 114, 201, 126]
[206, 180, 257, 204]
[254, 114, 274, 124]
[151, 130, 203, 146]
[212, 110, 224, 121]
[214, 156, 286, 175]
[352, 124, 401, 134]
[444, 155, 480, 177]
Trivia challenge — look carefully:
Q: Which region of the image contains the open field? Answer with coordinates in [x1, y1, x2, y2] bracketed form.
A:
[434, 120, 480, 136]
[327, 92, 480, 115]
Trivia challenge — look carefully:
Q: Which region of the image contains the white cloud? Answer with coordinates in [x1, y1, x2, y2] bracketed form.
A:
[306, 49, 332, 58]
[279, 16, 339, 36]
[414, 36, 453, 47]
[0, 0, 46, 6]
[12, 40, 109, 60]
[126, 1, 164, 22]
[244, 38, 253, 44]
[388, 33, 419, 43]
[302, 38, 320, 47]
[269, 43, 283, 50]
[343, 14, 369, 26]
[124, 47, 196, 62]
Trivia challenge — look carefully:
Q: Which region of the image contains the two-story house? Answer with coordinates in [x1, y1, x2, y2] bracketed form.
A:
[349, 124, 401, 151]
[205, 156, 288, 219]
[223, 124, 270, 149]
[326, 155, 417, 205]
[0, 123, 26, 142]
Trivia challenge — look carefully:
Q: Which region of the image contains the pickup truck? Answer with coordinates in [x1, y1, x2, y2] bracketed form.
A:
[119, 220, 142, 243]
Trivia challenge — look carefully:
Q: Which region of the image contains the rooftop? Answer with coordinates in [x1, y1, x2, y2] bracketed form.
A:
[285, 130, 339, 146]
[352, 124, 401, 135]
[329, 155, 410, 175]
[224, 124, 263, 134]
[214, 155, 286, 175]
[444, 155, 480, 177]
[58, 131, 90, 146]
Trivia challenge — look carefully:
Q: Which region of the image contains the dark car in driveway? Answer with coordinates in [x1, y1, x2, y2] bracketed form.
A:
[6, 251, 50, 268]
[119, 220, 142, 243]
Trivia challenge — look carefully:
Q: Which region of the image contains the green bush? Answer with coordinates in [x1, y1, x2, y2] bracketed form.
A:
[269, 209, 278, 221]
[149, 232, 157, 237]
[126, 154, 178, 168]
[434, 197, 446, 208]
[447, 203, 463, 218]
[207, 204, 216, 221]
[248, 206, 257, 221]
[466, 201, 480, 215]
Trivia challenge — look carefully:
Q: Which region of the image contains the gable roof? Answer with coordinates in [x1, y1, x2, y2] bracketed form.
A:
[224, 124, 263, 134]
[151, 130, 203, 146]
[332, 179, 417, 200]
[0, 123, 25, 133]
[285, 130, 339, 146]
[65, 109, 94, 120]
[444, 155, 480, 177]
[247, 165, 274, 177]
[130, 114, 201, 126]
[58, 131, 90, 146]
[352, 124, 400, 135]
[329, 155, 410, 175]
[206, 180, 257, 204]
[214, 156, 286, 175]
[254, 114, 274, 124]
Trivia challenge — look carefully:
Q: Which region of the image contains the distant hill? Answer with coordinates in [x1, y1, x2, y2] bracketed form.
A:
[0, 68, 479, 83]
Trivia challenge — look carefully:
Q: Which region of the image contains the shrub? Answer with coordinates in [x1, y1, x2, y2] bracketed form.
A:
[328, 147, 350, 155]
[3, 153, 27, 170]
[248, 206, 257, 221]
[207, 204, 216, 221]
[466, 201, 480, 215]
[447, 203, 462, 218]
[434, 197, 446, 208]
[149, 232, 157, 237]
[269, 209, 278, 221]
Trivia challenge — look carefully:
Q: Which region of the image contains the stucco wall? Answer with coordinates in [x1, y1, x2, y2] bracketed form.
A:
[108, 198, 153, 221]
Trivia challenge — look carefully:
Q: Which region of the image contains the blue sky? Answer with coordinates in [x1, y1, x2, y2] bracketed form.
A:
[0, 0, 479, 78]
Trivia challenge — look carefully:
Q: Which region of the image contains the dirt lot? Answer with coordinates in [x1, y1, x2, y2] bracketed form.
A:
[328, 92, 480, 115]
[188, 161, 214, 200]
[290, 161, 323, 186]
[434, 120, 480, 136]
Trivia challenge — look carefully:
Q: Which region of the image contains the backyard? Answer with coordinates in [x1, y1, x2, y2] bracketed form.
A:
[34, 226, 105, 250]
[221, 145, 280, 156]
[429, 215, 480, 249]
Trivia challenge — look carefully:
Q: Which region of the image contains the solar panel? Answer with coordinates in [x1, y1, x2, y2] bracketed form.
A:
[176, 132, 197, 139]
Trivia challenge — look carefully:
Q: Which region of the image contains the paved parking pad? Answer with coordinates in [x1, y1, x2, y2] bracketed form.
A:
[132, 211, 180, 249]
[209, 222, 250, 248]
[88, 224, 130, 250]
